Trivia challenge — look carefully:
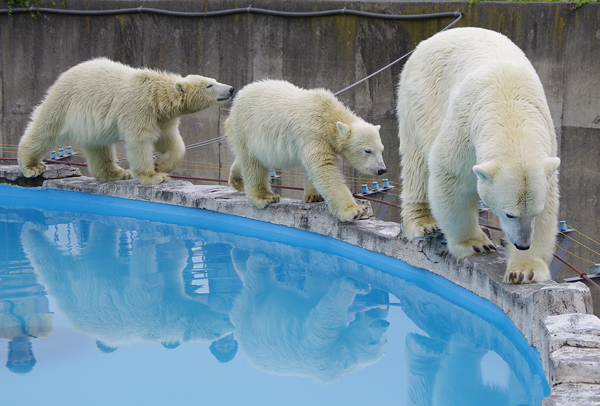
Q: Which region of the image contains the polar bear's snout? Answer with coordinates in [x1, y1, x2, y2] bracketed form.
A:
[369, 166, 387, 176]
[217, 85, 235, 102]
[371, 319, 390, 330]
[368, 155, 387, 176]
[503, 216, 535, 251]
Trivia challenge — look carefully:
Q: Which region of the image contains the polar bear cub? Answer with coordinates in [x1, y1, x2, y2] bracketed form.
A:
[18, 58, 234, 185]
[225, 80, 386, 222]
[229, 249, 389, 382]
[397, 28, 560, 284]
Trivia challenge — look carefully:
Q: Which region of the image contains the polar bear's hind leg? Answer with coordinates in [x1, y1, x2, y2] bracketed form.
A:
[84, 145, 131, 181]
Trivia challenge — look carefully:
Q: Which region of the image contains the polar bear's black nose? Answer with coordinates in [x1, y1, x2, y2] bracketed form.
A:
[229, 87, 235, 95]
[371, 319, 390, 329]
[377, 168, 387, 176]
[515, 244, 530, 251]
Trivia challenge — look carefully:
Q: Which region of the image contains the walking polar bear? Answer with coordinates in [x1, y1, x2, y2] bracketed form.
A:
[397, 27, 560, 284]
[18, 58, 234, 185]
[229, 249, 389, 382]
[225, 80, 387, 222]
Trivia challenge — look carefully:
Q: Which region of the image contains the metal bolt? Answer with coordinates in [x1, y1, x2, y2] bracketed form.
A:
[66, 146, 73, 155]
[371, 181, 379, 190]
[49, 150, 57, 159]
[57, 147, 65, 157]
[478, 201, 485, 210]
[559, 221, 567, 232]
[595, 264, 600, 275]
[382, 179, 390, 187]
[270, 169, 276, 177]
[361, 184, 369, 194]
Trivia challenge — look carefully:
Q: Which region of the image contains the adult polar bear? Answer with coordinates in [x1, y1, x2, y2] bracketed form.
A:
[18, 58, 234, 185]
[397, 28, 560, 284]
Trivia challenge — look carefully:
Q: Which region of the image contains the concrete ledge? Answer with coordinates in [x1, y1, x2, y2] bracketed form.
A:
[541, 383, 600, 405]
[0, 164, 81, 186]
[1, 164, 598, 404]
[541, 314, 600, 387]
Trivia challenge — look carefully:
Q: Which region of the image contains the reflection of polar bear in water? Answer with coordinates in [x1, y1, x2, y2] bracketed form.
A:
[229, 249, 389, 383]
[397, 279, 540, 406]
[405, 334, 530, 406]
[20, 221, 234, 349]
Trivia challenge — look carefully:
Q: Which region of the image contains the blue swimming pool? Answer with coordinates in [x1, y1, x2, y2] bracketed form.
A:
[0, 184, 549, 405]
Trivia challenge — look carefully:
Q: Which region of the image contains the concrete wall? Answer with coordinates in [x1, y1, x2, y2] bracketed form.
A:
[1, 0, 600, 283]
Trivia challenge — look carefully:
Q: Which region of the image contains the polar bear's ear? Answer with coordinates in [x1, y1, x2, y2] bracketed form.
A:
[544, 157, 560, 176]
[336, 122, 351, 139]
[473, 162, 496, 182]
[375, 125, 381, 131]
[174, 81, 187, 93]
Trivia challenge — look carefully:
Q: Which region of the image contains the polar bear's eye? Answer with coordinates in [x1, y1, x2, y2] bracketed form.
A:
[505, 213, 516, 219]
[364, 149, 372, 154]
[206, 84, 213, 89]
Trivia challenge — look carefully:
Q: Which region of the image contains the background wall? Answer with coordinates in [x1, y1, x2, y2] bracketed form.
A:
[1, 0, 600, 287]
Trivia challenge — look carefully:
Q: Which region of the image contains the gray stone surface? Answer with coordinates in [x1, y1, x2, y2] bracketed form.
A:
[0, 163, 81, 185]
[548, 346, 600, 385]
[2, 166, 600, 403]
[541, 314, 600, 388]
[541, 383, 600, 406]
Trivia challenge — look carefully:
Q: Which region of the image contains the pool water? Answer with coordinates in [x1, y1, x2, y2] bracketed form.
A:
[0, 185, 549, 405]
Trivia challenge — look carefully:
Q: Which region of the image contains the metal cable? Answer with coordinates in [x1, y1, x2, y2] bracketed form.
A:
[1, 5, 462, 21]
[185, 136, 226, 150]
[334, 12, 463, 95]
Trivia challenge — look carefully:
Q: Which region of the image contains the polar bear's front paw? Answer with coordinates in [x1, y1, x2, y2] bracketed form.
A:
[449, 237, 496, 259]
[340, 276, 371, 295]
[402, 216, 440, 239]
[246, 253, 276, 271]
[20, 163, 46, 178]
[504, 261, 551, 284]
[108, 169, 131, 181]
[154, 156, 179, 174]
[138, 172, 169, 185]
[249, 192, 281, 209]
[94, 168, 131, 181]
[336, 204, 370, 222]
[304, 192, 324, 203]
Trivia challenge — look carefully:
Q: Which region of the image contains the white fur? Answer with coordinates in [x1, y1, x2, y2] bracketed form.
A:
[18, 58, 233, 185]
[225, 79, 386, 222]
[229, 250, 389, 382]
[397, 28, 559, 284]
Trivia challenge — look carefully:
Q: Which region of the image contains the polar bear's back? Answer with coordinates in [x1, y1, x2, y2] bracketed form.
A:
[400, 27, 531, 92]
[397, 28, 544, 152]
[226, 80, 354, 168]
[31, 58, 179, 144]
[43, 58, 141, 110]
